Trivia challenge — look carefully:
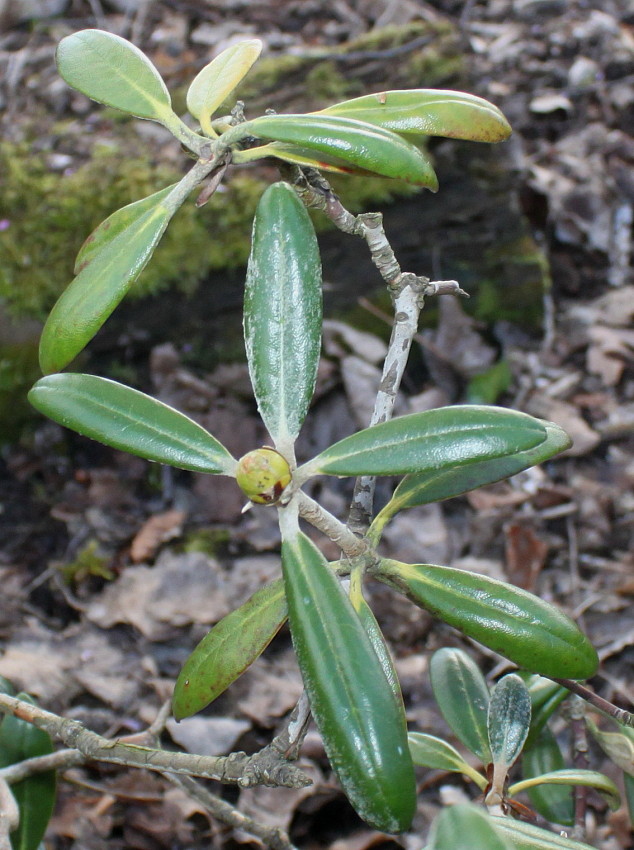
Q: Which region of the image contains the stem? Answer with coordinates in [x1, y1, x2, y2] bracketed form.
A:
[552, 678, 634, 728]
[569, 695, 589, 840]
[348, 278, 426, 533]
[290, 167, 465, 531]
[0, 693, 310, 789]
[158, 110, 211, 157]
[295, 491, 370, 558]
[0, 779, 19, 850]
[166, 774, 299, 850]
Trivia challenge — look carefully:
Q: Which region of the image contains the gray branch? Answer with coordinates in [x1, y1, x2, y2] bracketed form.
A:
[0, 694, 310, 788]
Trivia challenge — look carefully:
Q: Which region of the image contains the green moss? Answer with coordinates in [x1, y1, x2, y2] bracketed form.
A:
[305, 62, 350, 104]
[180, 527, 231, 556]
[475, 235, 548, 326]
[58, 539, 115, 585]
[0, 141, 266, 320]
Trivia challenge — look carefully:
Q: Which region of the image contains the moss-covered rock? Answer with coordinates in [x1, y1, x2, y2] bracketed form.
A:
[0, 141, 267, 320]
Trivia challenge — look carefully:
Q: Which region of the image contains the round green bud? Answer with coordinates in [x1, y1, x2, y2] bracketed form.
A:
[235, 447, 292, 505]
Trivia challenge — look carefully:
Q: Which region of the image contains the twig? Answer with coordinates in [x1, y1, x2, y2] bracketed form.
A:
[0, 694, 310, 789]
[0, 749, 84, 784]
[551, 678, 634, 728]
[295, 491, 370, 558]
[569, 695, 589, 840]
[0, 779, 19, 850]
[165, 774, 300, 850]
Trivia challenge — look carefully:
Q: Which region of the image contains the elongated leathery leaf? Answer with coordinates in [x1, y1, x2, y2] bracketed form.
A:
[319, 89, 511, 143]
[370, 420, 571, 541]
[509, 770, 620, 811]
[56, 29, 173, 122]
[298, 405, 549, 481]
[244, 182, 322, 449]
[587, 717, 634, 776]
[493, 818, 600, 850]
[0, 694, 56, 850]
[39, 189, 178, 374]
[233, 141, 388, 177]
[187, 39, 262, 132]
[237, 114, 439, 189]
[349, 567, 403, 706]
[281, 529, 416, 833]
[425, 804, 513, 850]
[429, 647, 491, 764]
[29, 374, 236, 474]
[173, 578, 287, 720]
[408, 732, 487, 788]
[488, 674, 531, 770]
[74, 184, 176, 275]
[376, 560, 598, 680]
[522, 727, 574, 825]
[520, 673, 568, 748]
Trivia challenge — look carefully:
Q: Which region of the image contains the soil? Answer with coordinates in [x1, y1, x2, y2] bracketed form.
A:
[0, 1, 633, 849]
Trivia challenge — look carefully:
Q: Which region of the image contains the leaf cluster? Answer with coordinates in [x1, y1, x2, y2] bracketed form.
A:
[14, 28, 611, 846]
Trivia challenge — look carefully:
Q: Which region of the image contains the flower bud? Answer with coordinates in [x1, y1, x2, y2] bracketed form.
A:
[236, 447, 292, 505]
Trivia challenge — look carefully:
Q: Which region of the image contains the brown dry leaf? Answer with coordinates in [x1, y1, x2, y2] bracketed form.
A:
[504, 523, 549, 592]
[331, 829, 407, 850]
[427, 295, 497, 380]
[341, 355, 383, 428]
[525, 394, 600, 456]
[0, 623, 141, 708]
[322, 320, 387, 364]
[130, 509, 187, 564]
[381, 505, 451, 566]
[466, 482, 529, 511]
[237, 652, 303, 726]
[166, 715, 250, 756]
[224, 555, 282, 608]
[238, 764, 324, 834]
[593, 285, 634, 327]
[587, 324, 634, 386]
[86, 552, 229, 640]
[48, 792, 115, 841]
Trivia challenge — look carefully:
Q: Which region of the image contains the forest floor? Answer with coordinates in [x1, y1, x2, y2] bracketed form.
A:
[0, 1, 633, 849]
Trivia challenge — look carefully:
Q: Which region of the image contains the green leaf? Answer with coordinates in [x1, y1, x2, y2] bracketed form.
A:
[233, 141, 388, 176]
[39, 190, 177, 374]
[492, 818, 600, 850]
[429, 647, 491, 763]
[56, 29, 173, 122]
[233, 114, 439, 189]
[173, 578, 287, 719]
[187, 39, 262, 132]
[281, 529, 416, 833]
[0, 677, 14, 696]
[586, 718, 634, 776]
[488, 674, 531, 769]
[425, 804, 513, 850]
[0, 694, 56, 850]
[509, 769, 620, 811]
[244, 182, 322, 449]
[519, 674, 568, 748]
[73, 184, 176, 275]
[300, 405, 551, 481]
[408, 732, 487, 789]
[522, 727, 574, 825]
[319, 89, 512, 143]
[624, 773, 634, 827]
[370, 419, 570, 540]
[28, 374, 236, 474]
[376, 560, 598, 680]
[349, 568, 403, 707]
